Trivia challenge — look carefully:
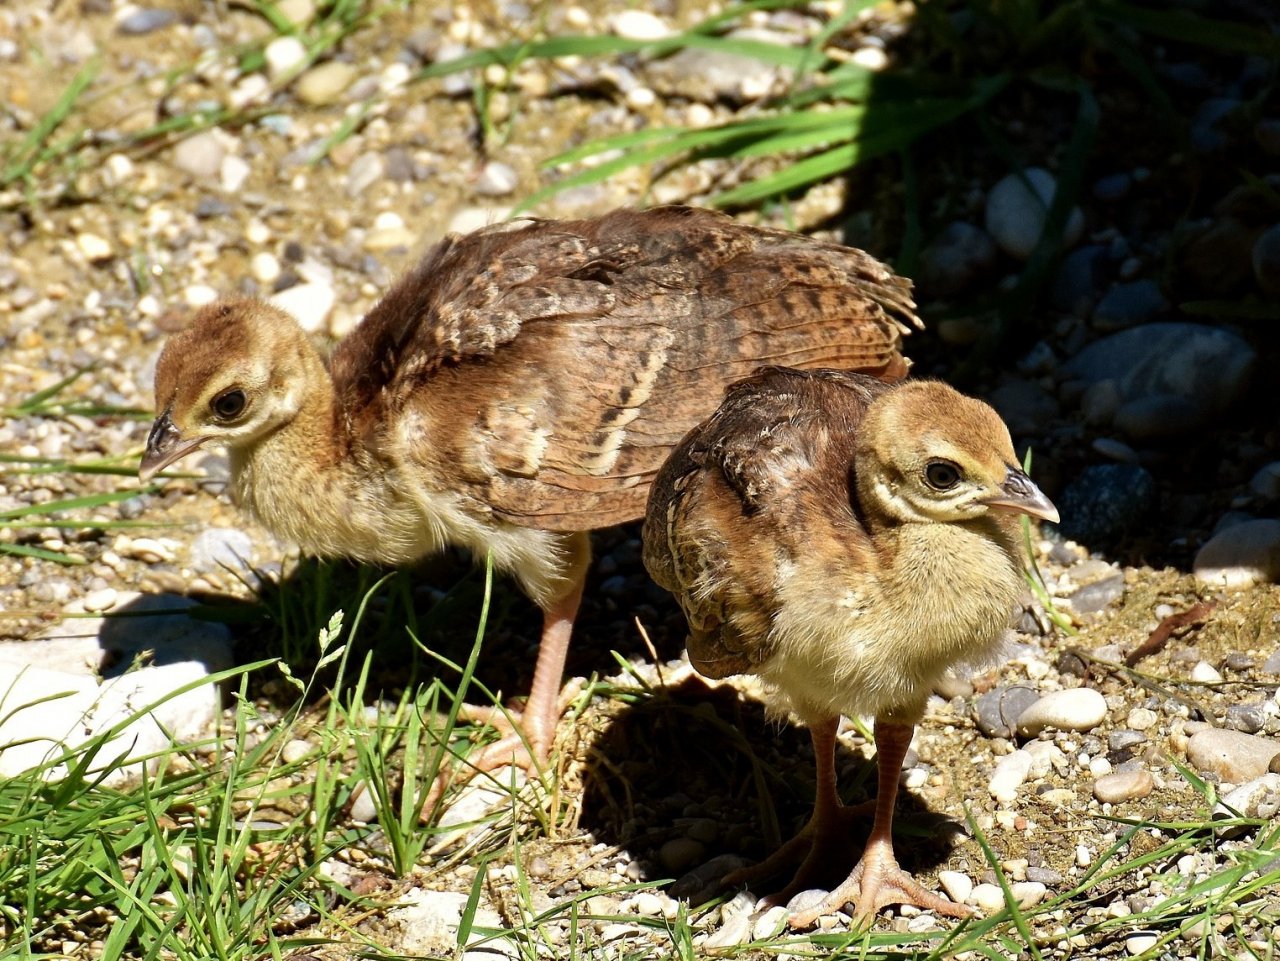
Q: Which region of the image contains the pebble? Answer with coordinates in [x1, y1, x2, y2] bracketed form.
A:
[1213, 773, 1280, 826]
[296, 61, 357, 106]
[658, 837, 705, 874]
[345, 153, 384, 197]
[349, 781, 378, 823]
[1011, 881, 1047, 907]
[269, 281, 336, 334]
[1186, 729, 1280, 782]
[971, 883, 1006, 914]
[937, 870, 973, 906]
[1092, 172, 1132, 202]
[282, 739, 313, 764]
[1225, 703, 1266, 734]
[116, 7, 181, 34]
[172, 130, 227, 179]
[190, 528, 254, 573]
[1054, 464, 1156, 546]
[1050, 245, 1110, 315]
[1062, 322, 1256, 426]
[1194, 519, 1280, 589]
[1060, 573, 1125, 617]
[1250, 462, 1280, 500]
[1093, 768, 1154, 804]
[975, 684, 1040, 738]
[1252, 224, 1280, 298]
[265, 35, 308, 80]
[119, 536, 177, 564]
[703, 912, 751, 949]
[76, 232, 113, 263]
[81, 587, 119, 613]
[917, 221, 997, 297]
[475, 161, 519, 197]
[751, 905, 789, 940]
[1189, 661, 1223, 684]
[610, 10, 671, 40]
[984, 167, 1085, 261]
[1091, 280, 1167, 331]
[251, 252, 282, 284]
[989, 749, 1033, 801]
[1125, 709, 1158, 732]
[1016, 688, 1108, 737]
[1125, 932, 1159, 956]
[631, 892, 665, 916]
[986, 379, 1058, 437]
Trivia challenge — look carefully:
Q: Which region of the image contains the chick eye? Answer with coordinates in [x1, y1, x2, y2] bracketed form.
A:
[211, 388, 246, 420]
[924, 460, 961, 490]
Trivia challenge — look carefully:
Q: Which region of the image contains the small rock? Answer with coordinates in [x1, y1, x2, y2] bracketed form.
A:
[475, 161, 518, 197]
[269, 281, 335, 334]
[1054, 464, 1156, 546]
[1016, 688, 1108, 737]
[610, 10, 671, 40]
[1186, 729, 1280, 782]
[219, 154, 250, 193]
[1213, 773, 1280, 824]
[1190, 661, 1223, 684]
[1251, 224, 1280, 298]
[703, 912, 751, 949]
[917, 221, 997, 297]
[349, 781, 378, 823]
[971, 883, 1006, 914]
[1050, 245, 1110, 316]
[189, 528, 254, 573]
[282, 739, 313, 764]
[116, 8, 181, 34]
[751, 905, 790, 940]
[1060, 574, 1124, 616]
[81, 587, 119, 613]
[985, 167, 1085, 261]
[1093, 768, 1154, 804]
[1225, 703, 1266, 734]
[658, 837, 705, 874]
[172, 130, 227, 179]
[295, 61, 357, 106]
[1263, 650, 1280, 675]
[975, 684, 1041, 739]
[989, 749, 1034, 801]
[1010, 881, 1047, 907]
[937, 870, 973, 906]
[632, 892, 665, 916]
[390, 888, 469, 955]
[1091, 437, 1139, 464]
[265, 35, 308, 80]
[1126, 932, 1159, 956]
[1125, 709, 1158, 732]
[76, 232, 113, 263]
[1092, 173, 1132, 203]
[986, 379, 1058, 437]
[448, 206, 510, 236]
[1114, 394, 1206, 441]
[1091, 280, 1167, 331]
[1250, 462, 1280, 500]
[1194, 519, 1280, 589]
[345, 153, 384, 197]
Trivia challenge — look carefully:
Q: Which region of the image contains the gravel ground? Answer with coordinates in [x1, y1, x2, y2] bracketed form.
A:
[1, 0, 1279, 955]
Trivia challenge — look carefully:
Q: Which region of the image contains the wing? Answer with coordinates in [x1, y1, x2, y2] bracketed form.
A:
[642, 368, 887, 678]
[333, 206, 918, 529]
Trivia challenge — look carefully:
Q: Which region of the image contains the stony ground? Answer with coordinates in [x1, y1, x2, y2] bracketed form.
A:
[1, 0, 1279, 957]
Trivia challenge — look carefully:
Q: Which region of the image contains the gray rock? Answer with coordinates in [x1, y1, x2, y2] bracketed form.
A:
[986, 379, 1058, 437]
[1060, 573, 1125, 616]
[116, 8, 181, 34]
[1186, 729, 1280, 782]
[1251, 224, 1280, 298]
[1093, 768, 1154, 804]
[917, 221, 997, 297]
[475, 161, 518, 197]
[1181, 218, 1260, 296]
[1263, 649, 1280, 675]
[985, 167, 1085, 261]
[172, 130, 227, 179]
[1054, 464, 1156, 545]
[1250, 462, 1280, 500]
[190, 527, 254, 573]
[1062, 323, 1255, 424]
[1191, 98, 1242, 153]
[975, 684, 1040, 738]
[1092, 280, 1167, 331]
[658, 837, 706, 874]
[1114, 394, 1206, 441]
[1050, 245, 1110, 316]
[1016, 688, 1108, 737]
[1194, 519, 1280, 589]
[703, 912, 751, 949]
[1213, 773, 1280, 828]
[1092, 173, 1132, 203]
[345, 153, 384, 197]
[1224, 703, 1266, 735]
[646, 33, 792, 105]
[670, 853, 750, 901]
[1108, 729, 1148, 755]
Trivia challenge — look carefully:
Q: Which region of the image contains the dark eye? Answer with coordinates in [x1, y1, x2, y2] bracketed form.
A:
[211, 389, 246, 420]
[925, 460, 961, 490]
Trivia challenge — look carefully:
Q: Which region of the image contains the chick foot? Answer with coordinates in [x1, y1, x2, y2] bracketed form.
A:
[787, 848, 971, 929]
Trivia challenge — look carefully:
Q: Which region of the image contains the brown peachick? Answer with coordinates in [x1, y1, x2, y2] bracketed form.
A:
[642, 366, 1058, 927]
[139, 206, 920, 800]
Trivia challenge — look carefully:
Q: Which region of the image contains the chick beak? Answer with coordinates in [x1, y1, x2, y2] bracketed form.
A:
[139, 409, 207, 482]
[981, 467, 1060, 524]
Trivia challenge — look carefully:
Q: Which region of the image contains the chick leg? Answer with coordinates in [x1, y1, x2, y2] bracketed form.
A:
[421, 534, 589, 819]
[788, 719, 971, 929]
[724, 717, 872, 896]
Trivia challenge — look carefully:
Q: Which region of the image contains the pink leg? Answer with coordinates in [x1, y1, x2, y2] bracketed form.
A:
[788, 719, 971, 928]
[421, 536, 588, 820]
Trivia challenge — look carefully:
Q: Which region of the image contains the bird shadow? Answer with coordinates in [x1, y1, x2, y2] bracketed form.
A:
[576, 670, 968, 903]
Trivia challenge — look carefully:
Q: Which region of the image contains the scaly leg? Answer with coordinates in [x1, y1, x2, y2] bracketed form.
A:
[788, 719, 971, 928]
[421, 533, 589, 820]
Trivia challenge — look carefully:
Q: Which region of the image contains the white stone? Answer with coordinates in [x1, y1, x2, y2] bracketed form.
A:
[431, 766, 527, 850]
[390, 888, 470, 955]
[631, 892, 665, 916]
[282, 739, 313, 764]
[269, 281, 335, 334]
[264, 35, 307, 80]
[81, 587, 119, 613]
[348, 781, 378, 823]
[1194, 519, 1280, 589]
[610, 10, 671, 40]
[984, 167, 1085, 261]
[118, 536, 177, 563]
[1125, 933, 1158, 955]
[1011, 881, 1048, 907]
[1016, 688, 1108, 736]
[1190, 661, 1223, 684]
[989, 748, 1033, 801]
[77, 232, 113, 262]
[172, 130, 227, 179]
[0, 601, 233, 784]
[1214, 773, 1280, 825]
[751, 905, 790, 941]
[220, 154, 251, 193]
[971, 883, 1006, 913]
[448, 206, 510, 236]
[850, 46, 889, 71]
[937, 870, 973, 906]
[183, 284, 220, 307]
[250, 252, 281, 284]
[295, 61, 357, 106]
[703, 913, 751, 949]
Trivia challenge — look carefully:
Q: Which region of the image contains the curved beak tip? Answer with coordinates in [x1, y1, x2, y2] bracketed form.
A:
[139, 410, 204, 483]
[983, 468, 1059, 524]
